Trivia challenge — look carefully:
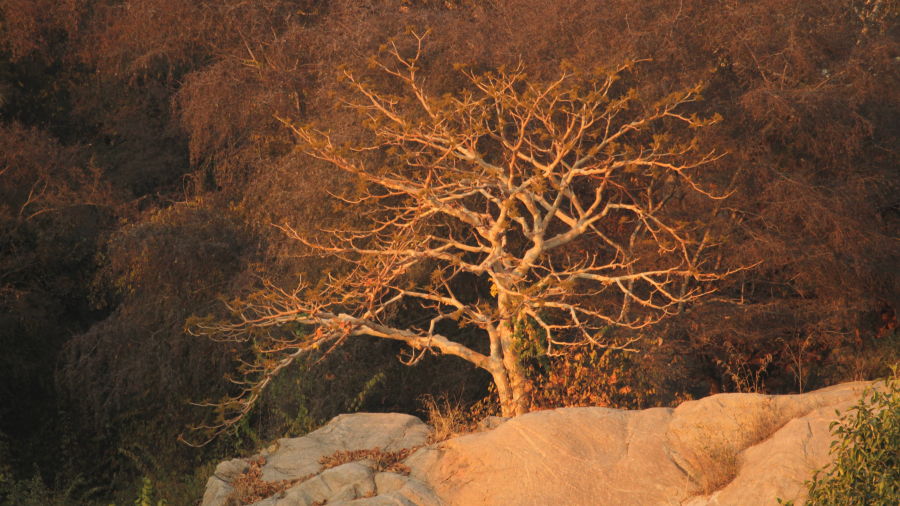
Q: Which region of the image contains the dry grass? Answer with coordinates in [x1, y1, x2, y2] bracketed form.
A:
[691, 442, 741, 495]
[421, 394, 480, 443]
[226, 448, 414, 505]
[688, 401, 789, 495]
[318, 447, 414, 475]
[226, 457, 305, 505]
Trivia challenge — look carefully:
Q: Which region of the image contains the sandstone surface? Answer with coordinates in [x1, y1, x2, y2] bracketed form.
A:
[202, 381, 876, 505]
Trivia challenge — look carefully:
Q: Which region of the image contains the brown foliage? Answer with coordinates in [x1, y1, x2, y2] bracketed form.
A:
[226, 457, 302, 506]
[60, 203, 249, 425]
[0, 120, 118, 339]
[0, 0, 81, 62]
[319, 447, 413, 475]
[528, 348, 651, 410]
[0, 122, 122, 493]
[0, 123, 114, 223]
[420, 394, 476, 443]
[76, 0, 316, 82]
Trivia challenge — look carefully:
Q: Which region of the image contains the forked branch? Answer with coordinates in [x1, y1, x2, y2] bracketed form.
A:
[189, 33, 732, 440]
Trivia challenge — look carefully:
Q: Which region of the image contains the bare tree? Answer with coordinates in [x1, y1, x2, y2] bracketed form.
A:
[192, 33, 729, 437]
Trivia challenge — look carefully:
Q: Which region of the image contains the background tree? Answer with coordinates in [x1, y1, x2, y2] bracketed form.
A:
[194, 35, 730, 430]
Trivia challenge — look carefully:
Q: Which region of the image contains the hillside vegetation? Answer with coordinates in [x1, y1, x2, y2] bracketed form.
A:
[0, 1, 896, 503]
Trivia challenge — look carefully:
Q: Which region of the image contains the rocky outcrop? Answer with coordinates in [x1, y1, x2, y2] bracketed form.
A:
[202, 381, 876, 505]
[201, 413, 432, 506]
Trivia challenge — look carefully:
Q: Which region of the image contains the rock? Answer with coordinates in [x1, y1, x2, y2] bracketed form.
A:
[259, 413, 430, 482]
[337, 492, 417, 505]
[475, 416, 508, 431]
[373, 472, 407, 494]
[665, 381, 872, 493]
[371, 472, 440, 505]
[407, 406, 687, 505]
[253, 462, 376, 506]
[203, 381, 878, 506]
[202, 413, 430, 506]
[409, 381, 874, 505]
[201, 458, 248, 506]
[682, 401, 859, 505]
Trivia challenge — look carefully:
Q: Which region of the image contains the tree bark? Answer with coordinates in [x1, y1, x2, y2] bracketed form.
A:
[490, 362, 530, 417]
[490, 363, 516, 417]
[497, 323, 531, 416]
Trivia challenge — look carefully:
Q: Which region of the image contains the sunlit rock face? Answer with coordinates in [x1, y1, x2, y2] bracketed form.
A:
[203, 381, 875, 506]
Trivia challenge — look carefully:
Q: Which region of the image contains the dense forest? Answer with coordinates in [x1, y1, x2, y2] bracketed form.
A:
[0, 0, 897, 503]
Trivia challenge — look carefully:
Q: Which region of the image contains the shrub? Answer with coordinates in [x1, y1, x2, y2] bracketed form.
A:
[133, 477, 167, 506]
[805, 369, 899, 505]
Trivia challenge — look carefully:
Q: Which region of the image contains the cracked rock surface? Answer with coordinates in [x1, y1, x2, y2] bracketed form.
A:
[203, 381, 875, 505]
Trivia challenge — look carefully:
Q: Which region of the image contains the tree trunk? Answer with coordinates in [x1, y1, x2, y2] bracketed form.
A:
[490, 364, 530, 417]
[495, 325, 531, 417]
[490, 361, 516, 417]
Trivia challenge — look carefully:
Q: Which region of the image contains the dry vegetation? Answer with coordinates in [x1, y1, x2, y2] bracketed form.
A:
[688, 407, 790, 495]
[319, 447, 415, 475]
[226, 457, 303, 506]
[225, 446, 420, 505]
[420, 395, 477, 443]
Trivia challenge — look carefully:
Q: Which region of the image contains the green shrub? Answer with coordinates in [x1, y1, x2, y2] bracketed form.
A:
[132, 477, 166, 506]
[0, 470, 80, 506]
[805, 369, 899, 505]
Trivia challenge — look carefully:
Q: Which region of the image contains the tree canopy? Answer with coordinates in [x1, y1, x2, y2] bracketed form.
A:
[193, 35, 738, 432]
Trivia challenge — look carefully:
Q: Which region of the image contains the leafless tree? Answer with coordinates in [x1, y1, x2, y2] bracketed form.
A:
[191, 33, 730, 439]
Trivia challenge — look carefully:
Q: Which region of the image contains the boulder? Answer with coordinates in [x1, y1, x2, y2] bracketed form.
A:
[201, 413, 431, 506]
[203, 381, 878, 506]
[251, 462, 376, 505]
[258, 413, 430, 482]
[202, 458, 251, 506]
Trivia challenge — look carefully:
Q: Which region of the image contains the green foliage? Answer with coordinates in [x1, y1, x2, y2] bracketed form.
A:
[348, 372, 388, 413]
[0, 424, 101, 505]
[132, 477, 166, 506]
[511, 315, 552, 374]
[805, 370, 899, 505]
[0, 469, 82, 506]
